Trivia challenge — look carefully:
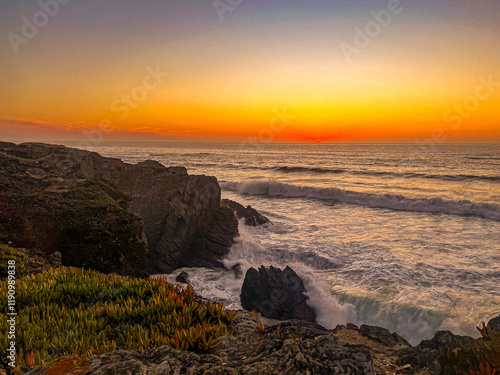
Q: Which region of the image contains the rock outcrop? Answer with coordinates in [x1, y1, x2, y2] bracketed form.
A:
[397, 330, 476, 374]
[0, 142, 238, 276]
[28, 310, 376, 375]
[175, 271, 190, 284]
[488, 314, 500, 332]
[221, 198, 270, 226]
[359, 324, 410, 347]
[333, 324, 412, 374]
[240, 265, 317, 322]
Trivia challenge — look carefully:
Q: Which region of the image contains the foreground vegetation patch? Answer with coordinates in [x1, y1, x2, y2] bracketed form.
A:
[441, 323, 500, 375]
[0, 267, 236, 368]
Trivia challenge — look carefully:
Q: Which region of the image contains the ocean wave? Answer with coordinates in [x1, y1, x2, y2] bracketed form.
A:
[277, 166, 500, 182]
[276, 166, 346, 174]
[466, 157, 500, 161]
[188, 161, 500, 182]
[221, 180, 500, 221]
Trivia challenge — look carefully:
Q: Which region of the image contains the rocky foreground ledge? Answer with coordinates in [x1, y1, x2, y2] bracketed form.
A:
[22, 305, 500, 375]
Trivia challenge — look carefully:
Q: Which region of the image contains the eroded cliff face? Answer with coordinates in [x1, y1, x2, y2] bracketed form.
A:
[0, 142, 238, 275]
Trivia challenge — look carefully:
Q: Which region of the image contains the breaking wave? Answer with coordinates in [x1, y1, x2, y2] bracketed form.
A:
[221, 180, 500, 221]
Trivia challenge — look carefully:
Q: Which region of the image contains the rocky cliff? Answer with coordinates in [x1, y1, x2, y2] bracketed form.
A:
[0, 142, 238, 276]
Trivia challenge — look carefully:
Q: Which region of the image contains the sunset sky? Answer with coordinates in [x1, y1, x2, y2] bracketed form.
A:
[0, 0, 499, 143]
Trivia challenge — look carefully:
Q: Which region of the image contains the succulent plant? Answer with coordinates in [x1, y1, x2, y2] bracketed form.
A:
[0, 267, 236, 368]
[440, 323, 500, 375]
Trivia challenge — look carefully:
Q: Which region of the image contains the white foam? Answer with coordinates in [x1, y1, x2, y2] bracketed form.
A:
[221, 180, 500, 221]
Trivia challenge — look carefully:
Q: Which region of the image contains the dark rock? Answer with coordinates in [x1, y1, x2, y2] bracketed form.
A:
[0, 157, 149, 277]
[397, 330, 475, 375]
[28, 311, 375, 374]
[182, 206, 239, 269]
[392, 332, 412, 346]
[231, 263, 243, 279]
[418, 330, 475, 351]
[175, 271, 189, 284]
[241, 265, 317, 322]
[221, 198, 270, 226]
[488, 314, 500, 332]
[347, 323, 359, 330]
[0, 143, 239, 277]
[49, 251, 62, 267]
[360, 325, 410, 347]
[136, 160, 165, 168]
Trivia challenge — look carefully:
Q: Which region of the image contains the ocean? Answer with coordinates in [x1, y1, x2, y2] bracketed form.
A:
[79, 142, 500, 345]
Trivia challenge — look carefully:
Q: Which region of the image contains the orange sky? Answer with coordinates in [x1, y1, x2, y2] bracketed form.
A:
[1, 0, 499, 143]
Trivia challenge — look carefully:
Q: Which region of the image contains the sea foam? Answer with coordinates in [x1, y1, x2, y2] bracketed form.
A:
[221, 180, 500, 221]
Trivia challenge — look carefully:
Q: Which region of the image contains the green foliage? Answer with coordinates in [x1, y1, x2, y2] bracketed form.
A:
[441, 323, 500, 375]
[0, 245, 28, 275]
[0, 267, 236, 368]
[0, 245, 53, 279]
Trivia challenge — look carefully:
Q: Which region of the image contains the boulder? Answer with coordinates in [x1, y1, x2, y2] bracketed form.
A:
[0, 142, 239, 276]
[241, 265, 317, 322]
[221, 198, 270, 226]
[175, 271, 190, 284]
[231, 263, 243, 279]
[488, 314, 500, 332]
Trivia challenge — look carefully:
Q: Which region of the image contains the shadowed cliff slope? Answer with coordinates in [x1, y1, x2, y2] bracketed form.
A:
[0, 142, 238, 276]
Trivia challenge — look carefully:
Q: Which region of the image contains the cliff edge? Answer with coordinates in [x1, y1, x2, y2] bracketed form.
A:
[0, 142, 238, 276]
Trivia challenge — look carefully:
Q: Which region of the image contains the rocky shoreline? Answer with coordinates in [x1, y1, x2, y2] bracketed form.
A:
[1, 142, 499, 375]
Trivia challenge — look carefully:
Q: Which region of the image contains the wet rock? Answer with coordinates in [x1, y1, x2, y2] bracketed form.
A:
[231, 263, 243, 279]
[221, 198, 270, 226]
[176, 271, 190, 284]
[488, 314, 500, 332]
[241, 265, 317, 322]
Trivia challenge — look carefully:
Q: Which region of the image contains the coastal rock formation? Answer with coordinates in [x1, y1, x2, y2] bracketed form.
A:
[488, 314, 500, 332]
[221, 198, 270, 226]
[397, 330, 476, 374]
[175, 271, 190, 284]
[240, 265, 317, 322]
[0, 142, 238, 275]
[333, 324, 412, 374]
[359, 324, 410, 347]
[28, 311, 375, 375]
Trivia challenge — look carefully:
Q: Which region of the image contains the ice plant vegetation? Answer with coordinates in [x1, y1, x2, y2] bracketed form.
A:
[441, 323, 500, 375]
[0, 267, 236, 368]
